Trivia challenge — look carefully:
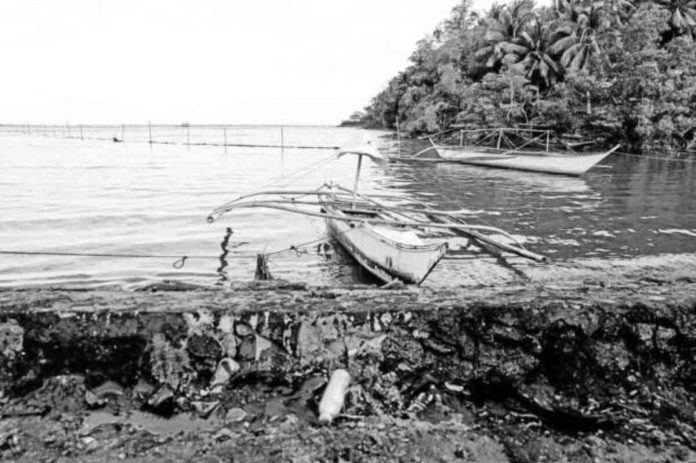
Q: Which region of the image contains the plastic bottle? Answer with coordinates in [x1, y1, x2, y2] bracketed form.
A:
[318, 369, 351, 424]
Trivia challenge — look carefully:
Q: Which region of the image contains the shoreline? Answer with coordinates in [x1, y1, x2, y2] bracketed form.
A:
[1, 274, 695, 461]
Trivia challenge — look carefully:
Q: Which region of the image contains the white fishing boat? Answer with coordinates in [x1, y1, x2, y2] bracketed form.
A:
[405, 127, 619, 176]
[207, 142, 546, 284]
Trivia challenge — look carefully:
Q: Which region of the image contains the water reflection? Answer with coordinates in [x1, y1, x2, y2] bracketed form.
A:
[216, 227, 234, 284]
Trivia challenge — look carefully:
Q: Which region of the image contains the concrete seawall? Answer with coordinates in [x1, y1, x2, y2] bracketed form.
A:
[1, 278, 695, 461]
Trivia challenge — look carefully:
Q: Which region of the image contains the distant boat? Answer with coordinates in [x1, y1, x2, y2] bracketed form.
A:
[401, 127, 619, 176]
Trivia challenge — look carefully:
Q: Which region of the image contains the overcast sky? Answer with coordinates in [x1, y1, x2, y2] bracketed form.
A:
[1, 0, 501, 125]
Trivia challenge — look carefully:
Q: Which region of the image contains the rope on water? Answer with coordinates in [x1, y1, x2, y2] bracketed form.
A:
[0, 250, 257, 269]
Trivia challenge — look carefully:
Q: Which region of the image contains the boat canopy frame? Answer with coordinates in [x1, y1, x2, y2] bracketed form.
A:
[421, 127, 582, 155]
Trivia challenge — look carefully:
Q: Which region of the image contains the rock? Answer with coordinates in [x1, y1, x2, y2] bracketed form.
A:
[0, 319, 23, 360]
[220, 334, 238, 358]
[218, 315, 234, 334]
[235, 323, 254, 337]
[133, 378, 155, 401]
[213, 428, 235, 441]
[84, 390, 106, 408]
[187, 333, 223, 359]
[147, 386, 175, 416]
[225, 407, 247, 422]
[92, 380, 125, 398]
[192, 400, 219, 418]
[183, 309, 215, 334]
[210, 358, 240, 391]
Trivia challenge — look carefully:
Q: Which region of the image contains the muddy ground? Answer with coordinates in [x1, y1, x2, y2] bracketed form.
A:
[1, 274, 696, 462]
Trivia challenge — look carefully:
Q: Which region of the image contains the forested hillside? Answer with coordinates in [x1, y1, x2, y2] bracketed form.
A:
[362, 0, 696, 154]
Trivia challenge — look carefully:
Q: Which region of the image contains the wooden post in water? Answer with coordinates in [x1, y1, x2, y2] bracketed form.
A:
[186, 125, 190, 150]
[223, 127, 228, 154]
[148, 121, 153, 144]
[121, 124, 125, 142]
[79, 124, 84, 140]
[66, 122, 71, 139]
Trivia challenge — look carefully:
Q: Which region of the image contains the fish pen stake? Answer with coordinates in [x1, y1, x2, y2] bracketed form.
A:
[255, 253, 273, 280]
[223, 127, 228, 154]
[148, 121, 153, 144]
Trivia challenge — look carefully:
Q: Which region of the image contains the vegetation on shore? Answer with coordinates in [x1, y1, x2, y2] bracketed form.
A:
[361, 0, 696, 154]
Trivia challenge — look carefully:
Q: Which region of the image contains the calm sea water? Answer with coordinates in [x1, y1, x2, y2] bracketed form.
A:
[1, 125, 695, 288]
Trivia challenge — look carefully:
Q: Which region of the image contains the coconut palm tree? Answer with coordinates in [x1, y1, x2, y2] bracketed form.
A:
[550, 0, 611, 72]
[475, 0, 537, 70]
[509, 22, 562, 88]
[604, 0, 637, 25]
[653, 0, 696, 39]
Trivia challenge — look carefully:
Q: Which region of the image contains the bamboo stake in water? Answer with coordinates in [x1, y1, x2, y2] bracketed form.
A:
[79, 124, 84, 140]
[148, 121, 152, 144]
[186, 125, 190, 150]
[223, 127, 228, 154]
[121, 123, 125, 142]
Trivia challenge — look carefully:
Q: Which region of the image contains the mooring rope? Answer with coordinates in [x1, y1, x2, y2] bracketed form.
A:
[0, 250, 257, 269]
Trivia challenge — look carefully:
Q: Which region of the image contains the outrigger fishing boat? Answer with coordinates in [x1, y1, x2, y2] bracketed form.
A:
[207, 143, 546, 285]
[404, 127, 620, 176]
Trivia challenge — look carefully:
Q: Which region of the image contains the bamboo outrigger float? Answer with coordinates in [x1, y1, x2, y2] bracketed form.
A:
[403, 127, 619, 176]
[208, 142, 546, 284]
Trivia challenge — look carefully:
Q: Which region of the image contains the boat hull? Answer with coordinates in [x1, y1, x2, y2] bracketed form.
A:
[324, 207, 447, 285]
[434, 145, 618, 176]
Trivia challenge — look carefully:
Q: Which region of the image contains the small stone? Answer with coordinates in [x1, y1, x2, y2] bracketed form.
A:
[92, 380, 125, 398]
[147, 385, 175, 416]
[211, 358, 240, 390]
[225, 407, 247, 422]
[81, 436, 96, 446]
[235, 323, 254, 337]
[0, 320, 24, 359]
[85, 390, 106, 408]
[192, 400, 219, 418]
[133, 378, 155, 400]
[218, 315, 234, 334]
[213, 428, 234, 440]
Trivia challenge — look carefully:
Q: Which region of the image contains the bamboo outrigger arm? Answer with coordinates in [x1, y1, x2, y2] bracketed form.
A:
[207, 199, 546, 262]
[210, 187, 414, 217]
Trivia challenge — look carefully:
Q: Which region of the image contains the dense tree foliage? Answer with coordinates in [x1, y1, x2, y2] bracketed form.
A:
[361, 0, 696, 154]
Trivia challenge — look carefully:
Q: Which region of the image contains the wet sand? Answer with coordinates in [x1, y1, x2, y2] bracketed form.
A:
[1, 271, 696, 462]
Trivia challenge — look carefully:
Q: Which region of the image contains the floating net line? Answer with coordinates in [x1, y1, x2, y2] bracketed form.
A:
[0, 124, 341, 150]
